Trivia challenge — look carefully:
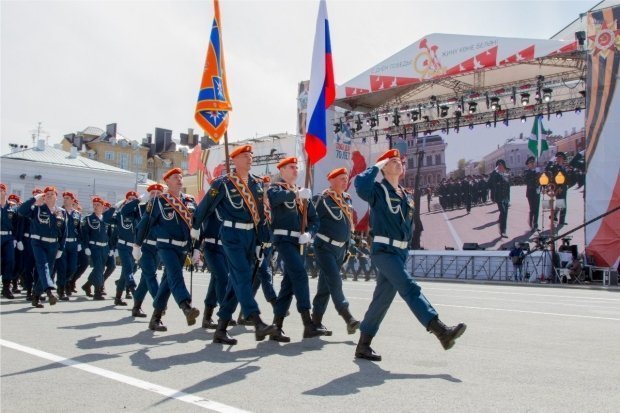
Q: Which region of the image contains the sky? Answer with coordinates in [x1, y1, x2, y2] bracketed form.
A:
[1, 0, 598, 169]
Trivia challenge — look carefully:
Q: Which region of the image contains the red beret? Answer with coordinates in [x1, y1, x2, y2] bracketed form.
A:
[230, 145, 253, 158]
[8, 194, 20, 203]
[92, 196, 104, 205]
[0, 183, 6, 191]
[327, 167, 348, 180]
[277, 157, 298, 169]
[44, 186, 57, 195]
[376, 149, 401, 164]
[162, 167, 183, 181]
[147, 183, 164, 192]
[32, 188, 43, 195]
[103, 201, 111, 208]
[62, 191, 76, 200]
[125, 191, 138, 199]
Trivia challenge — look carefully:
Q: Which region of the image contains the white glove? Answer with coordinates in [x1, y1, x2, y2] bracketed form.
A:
[13, 240, 17, 248]
[190, 227, 201, 240]
[34, 193, 44, 200]
[114, 249, 119, 257]
[375, 158, 390, 170]
[298, 232, 311, 245]
[192, 249, 201, 265]
[16, 241, 24, 251]
[84, 248, 91, 256]
[115, 199, 125, 208]
[109, 250, 114, 257]
[77, 244, 82, 252]
[56, 250, 63, 259]
[132, 245, 142, 261]
[298, 188, 312, 200]
[255, 245, 264, 265]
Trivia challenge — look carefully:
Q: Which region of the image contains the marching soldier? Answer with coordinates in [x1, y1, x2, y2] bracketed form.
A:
[311, 167, 360, 336]
[1, 183, 19, 299]
[18, 188, 43, 301]
[129, 183, 164, 317]
[354, 149, 466, 361]
[55, 191, 82, 300]
[191, 145, 276, 344]
[18, 186, 66, 308]
[112, 191, 140, 306]
[488, 159, 511, 238]
[134, 168, 200, 331]
[267, 156, 326, 342]
[524, 156, 541, 231]
[81, 197, 115, 300]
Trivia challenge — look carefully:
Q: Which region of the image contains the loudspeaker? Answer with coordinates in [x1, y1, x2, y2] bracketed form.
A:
[463, 242, 480, 251]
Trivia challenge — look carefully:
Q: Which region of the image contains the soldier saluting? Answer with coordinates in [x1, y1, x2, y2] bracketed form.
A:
[354, 149, 466, 361]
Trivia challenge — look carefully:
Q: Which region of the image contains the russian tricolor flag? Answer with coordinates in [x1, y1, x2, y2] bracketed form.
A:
[305, 0, 335, 166]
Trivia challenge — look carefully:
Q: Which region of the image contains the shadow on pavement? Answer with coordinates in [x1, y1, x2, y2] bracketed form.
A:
[0, 352, 120, 379]
[473, 221, 497, 231]
[76, 328, 208, 351]
[302, 360, 461, 396]
[58, 315, 135, 330]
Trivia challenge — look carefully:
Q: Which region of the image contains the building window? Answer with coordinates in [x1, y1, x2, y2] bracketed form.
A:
[104, 151, 115, 161]
[435, 154, 441, 165]
[119, 153, 130, 169]
[134, 155, 143, 166]
[408, 158, 414, 169]
[426, 155, 432, 166]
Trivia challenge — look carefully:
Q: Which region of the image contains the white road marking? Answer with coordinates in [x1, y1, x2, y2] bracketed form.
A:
[441, 208, 463, 250]
[0, 339, 251, 413]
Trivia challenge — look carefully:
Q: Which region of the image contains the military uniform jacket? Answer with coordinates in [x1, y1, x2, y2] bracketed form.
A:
[133, 201, 157, 243]
[192, 174, 269, 243]
[354, 166, 415, 254]
[315, 190, 353, 244]
[488, 170, 511, 203]
[136, 192, 196, 249]
[64, 208, 82, 248]
[1, 201, 19, 237]
[17, 197, 67, 249]
[545, 162, 574, 199]
[81, 209, 115, 249]
[523, 169, 541, 199]
[114, 199, 140, 244]
[267, 180, 319, 243]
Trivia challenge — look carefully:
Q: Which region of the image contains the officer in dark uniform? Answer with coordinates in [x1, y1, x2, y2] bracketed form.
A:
[81, 197, 115, 300]
[102, 201, 118, 296]
[54, 191, 82, 300]
[112, 191, 140, 306]
[18, 188, 43, 301]
[311, 167, 361, 336]
[462, 177, 472, 214]
[134, 168, 200, 331]
[354, 149, 466, 361]
[130, 183, 164, 318]
[488, 159, 511, 238]
[191, 145, 276, 345]
[545, 152, 574, 226]
[8, 194, 23, 295]
[18, 186, 66, 307]
[1, 183, 19, 299]
[524, 156, 541, 231]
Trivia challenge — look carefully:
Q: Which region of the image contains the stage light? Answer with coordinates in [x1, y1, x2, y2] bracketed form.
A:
[430, 95, 437, 106]
[373, 130, 379, 144]
[392, 109, 401, 126]
[520, 93, 530, 106]
[555, 171, 566, 185]
[485, 121, 492, 128]
[19, 173, 26, 179]
[454, 110, 462, 118]
[539, 173, 550, 186]
[575, 107, 582, 114]
[579, 90, 586, 98]
[355, 115, 363, 131]
[575, 31, 586, 47]
[556, 111, 562, 118]
[410, 110, 419, 121]
[542, 88, 552, 102]
[440, 105, 449, 117]
[422, 115, 430, 122]
[503, 118, 509, 126]
[369, 114, 377, 129]
[468, 102, 477, 114]
[521, 115, 527, 123]
[490, 97, 500, 111]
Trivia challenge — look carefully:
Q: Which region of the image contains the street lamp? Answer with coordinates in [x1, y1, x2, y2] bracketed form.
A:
[538, 170, 566, 280]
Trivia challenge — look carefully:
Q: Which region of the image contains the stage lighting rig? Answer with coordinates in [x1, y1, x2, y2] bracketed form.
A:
[542, 88, 552, 102]
[521, 93, 530, 106]
[468, 101, 477, 114]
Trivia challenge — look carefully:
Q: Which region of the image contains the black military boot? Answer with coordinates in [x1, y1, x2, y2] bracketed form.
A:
[31, 294, 44, 308]
[114, 291, 127, 306]
[81, 281, 93, 297]
[46, 288, 58, 306]
[248, 312, 278, 341]
[213, 319, 237, 345]
[2, 282, 15, 299]
[179, 300, 200, 326]
[355, 332, 381, 361]
[58, 286, 69, 301]
[125, 288, 133, 299]
[301, 310, 327, 338]
[68, 280, 77, 293]
[64, 283, 73, 297]
[149, 309, 167, 331]
[269, 315, 290, 343]
[11, 280, 21, 294]
[427, 317, 467, 350]
[339, 308, 360, 335]
[93, 287, 105, 301]
[202, 306, 217, 329]
[237, 312, 253, 326]
[26, 287, 33, 301]
[311, 312, 332, 336]
[132, 300, 147, 317]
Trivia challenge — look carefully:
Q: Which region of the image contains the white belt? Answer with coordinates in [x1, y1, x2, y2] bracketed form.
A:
[205, 238, 223, 246]
[24, 233, 30, 238]
[144, 239, 157, 246]
[274, 229, 301, 237]
[262, 242, 272, 248]
[157, 238, 188, 247]
[316, 233, 345, 248]
[31, 234, 57, 243]
[373, 236, 408, 250]
[223, 220, 254, 230]
[0, 231, 11, 236]
[118, 239, 134, 247]
[89, 241, 108, 247]
[65, 238, 77, 242]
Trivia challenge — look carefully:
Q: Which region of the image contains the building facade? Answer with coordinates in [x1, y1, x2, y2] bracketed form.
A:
[404, 135, 447, 188]
[482, 137, 556, 176]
